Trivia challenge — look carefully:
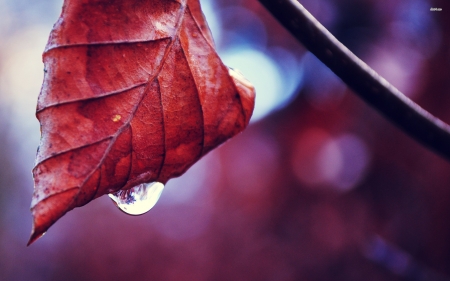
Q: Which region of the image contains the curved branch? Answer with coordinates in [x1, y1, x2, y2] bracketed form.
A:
[259, 0, 450, 161]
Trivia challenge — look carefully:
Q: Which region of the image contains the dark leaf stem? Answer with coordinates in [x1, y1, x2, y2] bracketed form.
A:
[259, 0, 450, 161]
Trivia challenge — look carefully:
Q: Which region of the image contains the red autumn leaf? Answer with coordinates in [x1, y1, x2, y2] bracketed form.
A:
[29, 0, 255, 245]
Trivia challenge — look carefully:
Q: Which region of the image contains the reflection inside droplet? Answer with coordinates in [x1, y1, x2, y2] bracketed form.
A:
[108, 182, 165, 216]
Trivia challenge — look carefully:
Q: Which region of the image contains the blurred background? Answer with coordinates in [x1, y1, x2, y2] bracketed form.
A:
[0, 0, 450, 280]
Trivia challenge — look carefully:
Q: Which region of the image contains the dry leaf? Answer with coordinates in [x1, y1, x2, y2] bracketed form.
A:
[29, 0, 255, 245]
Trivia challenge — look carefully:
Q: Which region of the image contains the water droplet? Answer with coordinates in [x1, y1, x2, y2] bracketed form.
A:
[108, 182, 165, 216]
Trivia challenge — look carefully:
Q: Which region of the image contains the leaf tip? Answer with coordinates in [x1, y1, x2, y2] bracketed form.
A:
[27, 220, 46, 246]
[27, 187, 79, 246]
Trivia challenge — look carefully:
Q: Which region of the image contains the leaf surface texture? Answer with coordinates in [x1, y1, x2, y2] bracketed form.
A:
[30, 0, 255, 244]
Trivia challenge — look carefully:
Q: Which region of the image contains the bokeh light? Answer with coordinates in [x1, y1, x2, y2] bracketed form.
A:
[202, 3, 304, 122]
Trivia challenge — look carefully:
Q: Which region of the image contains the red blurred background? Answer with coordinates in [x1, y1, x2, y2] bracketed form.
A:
[0, 0, 449, 280]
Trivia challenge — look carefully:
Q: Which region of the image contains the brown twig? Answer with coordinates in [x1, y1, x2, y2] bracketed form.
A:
[259, 0, 450, 161]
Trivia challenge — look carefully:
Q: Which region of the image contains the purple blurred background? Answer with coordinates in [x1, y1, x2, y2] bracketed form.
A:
[1, 0, 450, 280]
